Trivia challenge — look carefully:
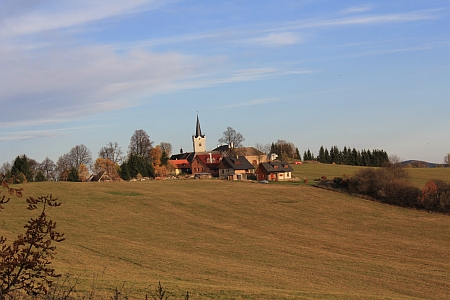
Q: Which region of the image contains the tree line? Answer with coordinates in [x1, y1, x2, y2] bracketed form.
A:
[303, 146, 389, 167]
[0, 129, 173, 182]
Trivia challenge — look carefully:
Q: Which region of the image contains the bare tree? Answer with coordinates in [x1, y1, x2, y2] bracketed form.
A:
[39, 157, 56, 181]
[159, 142, 172, 157]
[273, 140, 296, 160]
[27, 158, 39, 179]
[55, 154, 71, 181]
[68, 144, 93, 169]
[99, 142, 123, 164]
[218, 127, 244, 155]
[129, 129, 153, 159]
[445, 153, 450, 166]
[0, 161, 12, 174]
[389, 154, 402, 165]
[254, 143, 270, 163]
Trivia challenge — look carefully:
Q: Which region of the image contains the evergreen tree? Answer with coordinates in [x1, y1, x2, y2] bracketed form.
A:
[160, 149, 169, 166]
[295, 147, 301, 160]
[67, 167, 80, 182]
[122, 154, 154, 179]
[11, 155, 33, 183]
[34, 171, 47, 182]
[317, 146, 325, 163]
[324, 148, 331, 164]
[120, 162, 130, 181]
[352, 148, 360, 166]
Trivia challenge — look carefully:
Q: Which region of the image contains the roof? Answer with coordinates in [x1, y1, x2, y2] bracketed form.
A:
[194, 114, 205, 138]
[170, 152, 196, 164]
[212, 144, 229, 152]
[195, 153, 222, 166]
[220, 156, 255, 170]
[211, 145, 264, 157]
[168, 159, 191, 169]
[235, 147, 265, 156]
[257, 162, 293, 173]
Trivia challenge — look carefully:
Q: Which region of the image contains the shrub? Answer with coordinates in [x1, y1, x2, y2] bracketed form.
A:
[0, 175, 64, 298]
[419, 180, 450, 213]
[347, 164, 410, 198]
[383, 179, 421, 207]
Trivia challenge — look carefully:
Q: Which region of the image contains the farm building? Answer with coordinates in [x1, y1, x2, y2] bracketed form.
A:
[218, 156, 255, 180]
[191, 153, 222, 177]
[212, 145, 268, 166]
[168, 159, 191, 175]
[256, 162, 293, 182]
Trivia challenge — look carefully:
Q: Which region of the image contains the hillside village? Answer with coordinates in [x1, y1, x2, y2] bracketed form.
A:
[1, 114, 403, 184]
[168, 115, 294, 182]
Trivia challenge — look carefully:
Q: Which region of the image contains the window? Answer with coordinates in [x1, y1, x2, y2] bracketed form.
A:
[235, 160, 242, 165]
[284, 165, 289, 169]
[274, 165, 279, 169]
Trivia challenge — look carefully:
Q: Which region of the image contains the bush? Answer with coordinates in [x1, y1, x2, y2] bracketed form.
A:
[0, 175, 64, 298]
[419, 180, 450, 213]
[347, 164, 410, 198]
[383, 179, 421, 207]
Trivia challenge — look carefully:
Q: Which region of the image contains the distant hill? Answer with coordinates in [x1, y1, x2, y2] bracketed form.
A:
[400, 160, 445, 168]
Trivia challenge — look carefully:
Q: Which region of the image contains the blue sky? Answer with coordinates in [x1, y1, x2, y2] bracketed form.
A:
[1, 0, 449, 165]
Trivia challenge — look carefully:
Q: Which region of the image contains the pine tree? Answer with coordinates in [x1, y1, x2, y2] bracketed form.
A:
[11, 155, 34, 183]
[34, 171, 47, 182]
[67, 167, 79, 182]
[317, 146, 325, 163]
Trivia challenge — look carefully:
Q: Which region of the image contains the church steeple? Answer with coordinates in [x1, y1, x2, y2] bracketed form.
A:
[193, 114, 206, 153]
[195, 114, 205, 138]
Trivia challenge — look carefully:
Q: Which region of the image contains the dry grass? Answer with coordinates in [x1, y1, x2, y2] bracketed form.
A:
[2, 172, 450, 299]
[292, 163, 450, 188]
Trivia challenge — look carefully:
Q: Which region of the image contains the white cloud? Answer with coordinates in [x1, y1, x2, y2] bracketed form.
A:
[0, 0, 162, 37]
[252, 32, 302, 47]
[0, 44, 218, 127]
[341, 5, 374, 14]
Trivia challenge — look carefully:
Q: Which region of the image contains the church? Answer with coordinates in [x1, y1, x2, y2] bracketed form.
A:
[169, 115, 264, 178]
[169, 115, 215, 175]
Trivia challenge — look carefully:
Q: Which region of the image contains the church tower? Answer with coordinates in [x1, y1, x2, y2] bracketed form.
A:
[192, 114, 206, 153]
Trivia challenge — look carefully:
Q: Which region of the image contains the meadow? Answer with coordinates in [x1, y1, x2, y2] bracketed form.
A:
[1, 164, 450, 299]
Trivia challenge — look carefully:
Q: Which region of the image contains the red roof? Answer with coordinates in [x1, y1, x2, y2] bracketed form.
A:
[195, 153, 222, 166]
[169, 159, 191, 169]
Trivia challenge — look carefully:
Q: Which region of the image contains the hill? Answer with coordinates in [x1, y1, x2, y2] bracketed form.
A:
[2, 177, 450, 299]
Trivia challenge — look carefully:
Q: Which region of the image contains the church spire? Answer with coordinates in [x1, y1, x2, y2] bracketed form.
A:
[195, 114, 204, 138]
[193, 113, 206, 153]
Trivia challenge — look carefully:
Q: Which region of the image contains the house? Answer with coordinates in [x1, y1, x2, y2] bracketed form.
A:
[87, 171, 112, 182]
[256, 162, 293, 182]
[168, 159, 191, 175]
[218, 156, 255, 180]
[191, 153, 222, 177]
[211, 145, 268, 166]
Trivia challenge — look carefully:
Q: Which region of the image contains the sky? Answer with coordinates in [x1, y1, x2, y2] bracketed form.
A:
[1, 0, 449, 166]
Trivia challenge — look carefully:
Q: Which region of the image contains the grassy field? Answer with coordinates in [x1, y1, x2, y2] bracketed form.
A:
[291, 163, 450, 188]
[1, 165, 450, 299]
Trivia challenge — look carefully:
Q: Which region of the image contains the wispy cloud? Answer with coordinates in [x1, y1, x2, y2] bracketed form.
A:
[341, 5, 374, 14]
[0, 125, 101, 142]
[0, 0, 162, 37]
[279, 10, 439, 31]
[251, 32, 302, 47]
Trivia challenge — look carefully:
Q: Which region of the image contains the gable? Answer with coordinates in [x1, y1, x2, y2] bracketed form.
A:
[257, 162, 293, 173]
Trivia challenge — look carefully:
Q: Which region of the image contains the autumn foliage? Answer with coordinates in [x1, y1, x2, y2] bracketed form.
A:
[344, 165, 450, 213]
[0, 175, 64, 298]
